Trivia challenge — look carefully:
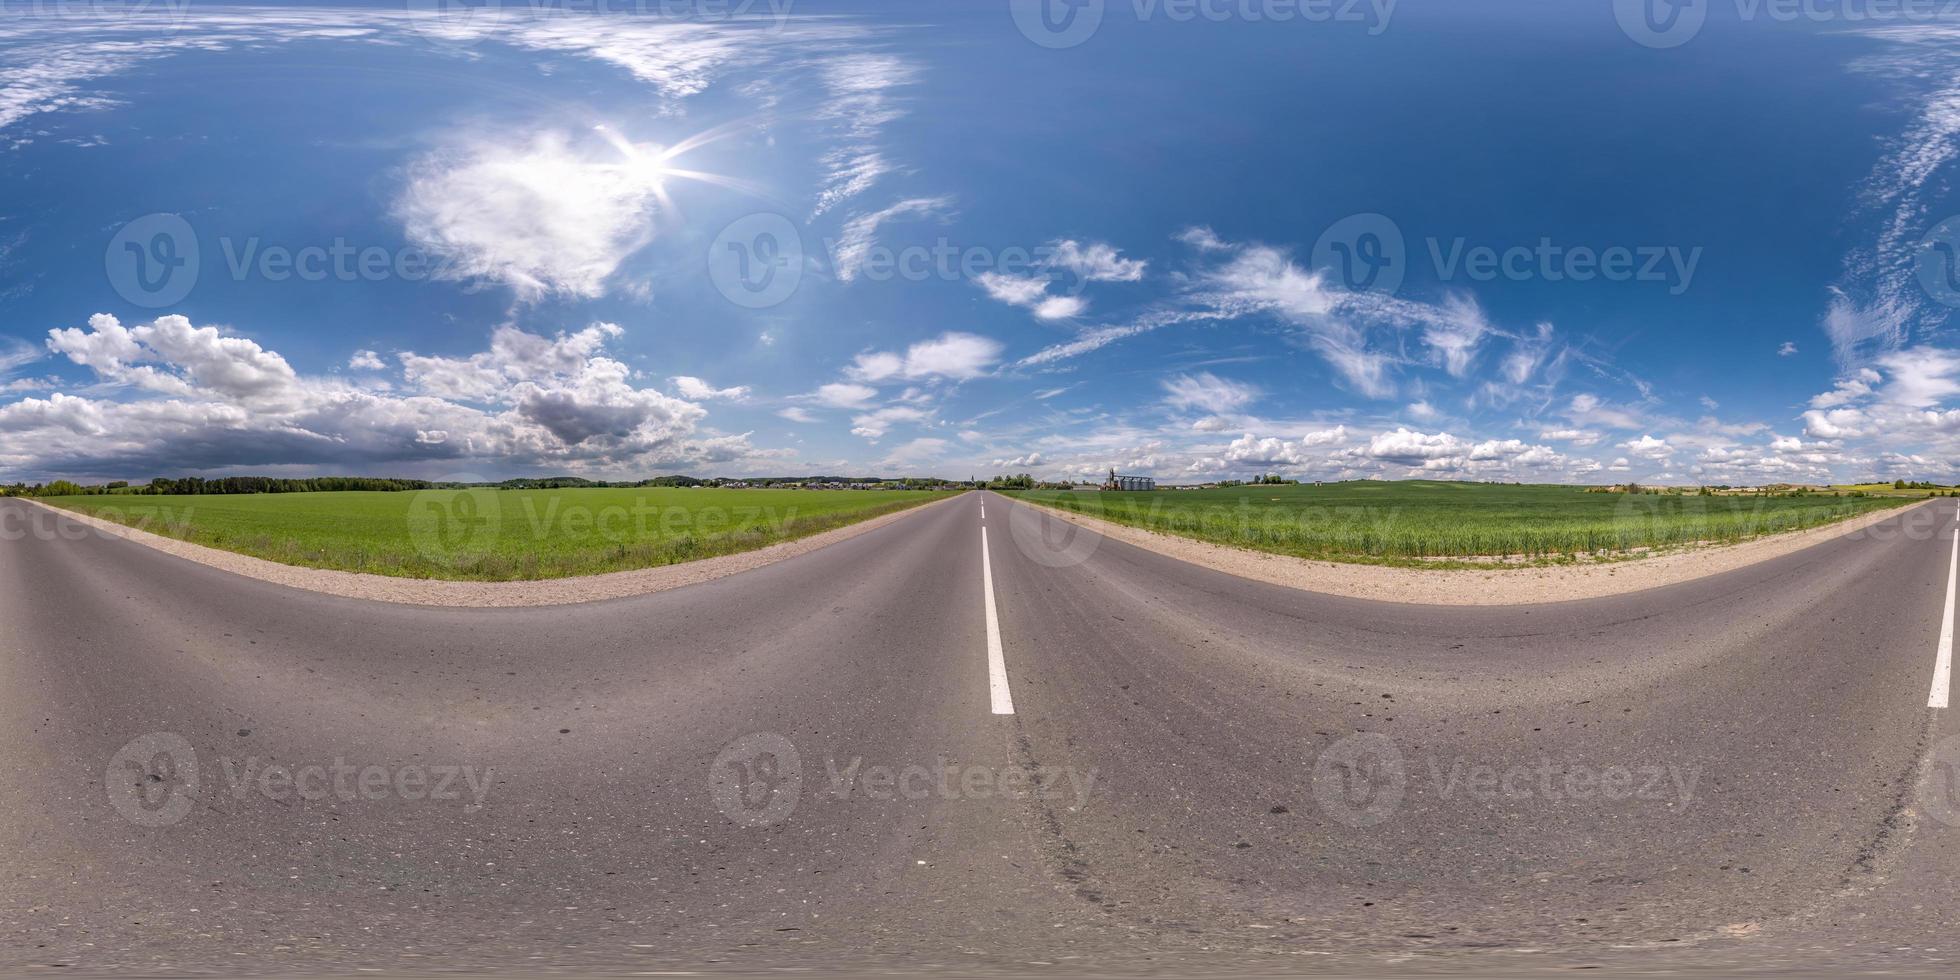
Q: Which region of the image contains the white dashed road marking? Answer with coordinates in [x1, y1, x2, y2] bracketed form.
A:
[980, 524, 1014, 715]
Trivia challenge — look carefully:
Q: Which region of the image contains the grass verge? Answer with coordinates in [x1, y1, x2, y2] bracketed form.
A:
[40, 488, 952, 581]
[1002, 481, 1915, 567]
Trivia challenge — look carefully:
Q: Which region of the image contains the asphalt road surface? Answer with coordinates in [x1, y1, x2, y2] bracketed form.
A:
[7, 491, 1960, 975]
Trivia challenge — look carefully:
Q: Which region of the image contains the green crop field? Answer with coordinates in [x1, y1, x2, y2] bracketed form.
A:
[1004, 481, 1915, 565]
[40, 487, 950, 580]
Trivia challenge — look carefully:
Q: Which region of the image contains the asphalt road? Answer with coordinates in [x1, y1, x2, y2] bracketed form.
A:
[6, 491, 1960, 975]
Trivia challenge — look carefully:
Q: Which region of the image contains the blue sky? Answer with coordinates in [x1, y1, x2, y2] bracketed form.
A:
[3, 0, 1960, 484]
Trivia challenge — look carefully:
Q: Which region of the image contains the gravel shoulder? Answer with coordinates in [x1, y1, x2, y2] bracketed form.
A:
[1008, 494, 1932, 605]
[22, 493, 959, 608]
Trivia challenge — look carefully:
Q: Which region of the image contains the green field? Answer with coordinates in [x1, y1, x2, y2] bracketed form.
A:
[41, 487, 949, 580]
[1005, 481, 1914, 565]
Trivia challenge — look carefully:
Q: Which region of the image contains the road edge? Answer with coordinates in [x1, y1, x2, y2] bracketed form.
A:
[19, 493, 963, 608]
[1003, 494, 1931, 606]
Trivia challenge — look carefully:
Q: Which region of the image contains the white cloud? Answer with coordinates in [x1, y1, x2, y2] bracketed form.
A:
[850, 404, 930, 441]
[48, 313, 297, 404]
[1564, 393, 1644, 430]
[1778, 341, 1799, 357]
[776, 406, 817, 424]
[1811, 368, 1881, 408]
[849, 332, 1002, 384]
[1622, 434, 1672, 460]
[1222, 426, 1349, 467]
[396, 129, 676, 300]
[671, 376, 750, 401]
[1162, 372, 1259, 414]
[1421, 294, 1492, 378]
[1803, 406, 1866, 440]
[1176, 225, 1229, 251]
[1048, 239, 1146, 283]
[811, 53, 918, 216]
[832, 197, 952, 283]
[974, 271, 1089, 320]
[1538, 427, 1602, 447]
[880, 436, 947, 467]
[10, 313, 769, 479]
[811, 382, 879, 409]
[348, 349, 386, 371]
[1354, 428, 1465, 463]
[1874, 347, 1960, 407]
[974, 272, 1050, 307]
[973, 239, 1142, 320]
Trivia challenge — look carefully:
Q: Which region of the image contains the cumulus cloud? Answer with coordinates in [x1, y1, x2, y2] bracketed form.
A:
[1622, 434, 1672, 460]
[348, 349, 386, 371]
[9, 313, 765, 479]
[1222, 426, 1348, 467]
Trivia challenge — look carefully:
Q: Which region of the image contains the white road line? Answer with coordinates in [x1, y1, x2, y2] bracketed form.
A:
[1930, 527, 1958, 709]
[981, 502, 986, 520]
[980, 526, 1014, 715]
